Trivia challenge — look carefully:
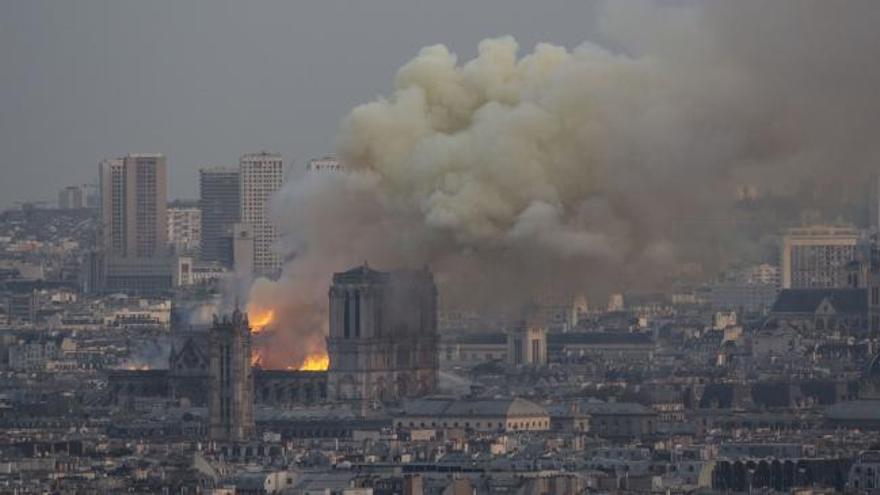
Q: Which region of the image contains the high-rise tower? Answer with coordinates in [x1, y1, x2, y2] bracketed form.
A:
[99, 154, 168, 259]
[208, 309, 255, 441]
[327, 264, 438, 403]
[781, 225, 859, 289]
[199, 167, 240, 266]
[239, 152, 283, 277]
[95, 154, 171, 292]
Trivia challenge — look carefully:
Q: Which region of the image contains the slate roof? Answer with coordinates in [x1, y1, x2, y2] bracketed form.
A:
[770, 288, 866, 314]
[454, 331, 654, 346]
[698, 383, 736, 409]
[579, 400, 654, 416]
[549, 332, 654, 346]
[401, 398, 548, 418]
[825, 400, 880, 420]
[224, 473, 267, 490]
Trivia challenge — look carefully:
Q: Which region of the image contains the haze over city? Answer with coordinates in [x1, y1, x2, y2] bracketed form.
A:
[0, 0, 608, 208]
[2, 1, 880, 493]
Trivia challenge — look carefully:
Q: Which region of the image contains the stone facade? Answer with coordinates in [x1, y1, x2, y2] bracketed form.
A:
[208, 310, 255, 441]
[327, 264, 438, 403]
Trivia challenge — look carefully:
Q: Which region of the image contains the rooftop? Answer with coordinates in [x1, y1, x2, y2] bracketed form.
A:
[771, 288, 866, 314]
[401, 397, 548, 419]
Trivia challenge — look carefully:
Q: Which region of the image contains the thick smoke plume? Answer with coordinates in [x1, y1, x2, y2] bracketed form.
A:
[251, 1, 880, 368]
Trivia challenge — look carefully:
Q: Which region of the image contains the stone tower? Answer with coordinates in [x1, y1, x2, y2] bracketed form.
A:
[327, 264, 438, 403]
[208, 309, 255, 441]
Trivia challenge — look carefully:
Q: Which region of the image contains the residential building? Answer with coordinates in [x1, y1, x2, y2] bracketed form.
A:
[199, 167, 240, 266]
[781, 225, 859, 289]
[506, 323, 547, 367]
[579, 401, 658, 439]
[99, 154, 168, 259]
[167, 200, 201, 254]
[57, 186, 83, 210]
[306, 156, 346, 174]
[95, 154, 171, 292]
[239, 152, 283, 276]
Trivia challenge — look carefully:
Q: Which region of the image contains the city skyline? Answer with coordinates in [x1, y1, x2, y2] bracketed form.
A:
[3, 1, 880, 493]
[0, 0, 605, 209]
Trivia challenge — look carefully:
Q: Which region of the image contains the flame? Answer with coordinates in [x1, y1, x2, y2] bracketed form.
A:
[297, 352, 330, 371]
[245, 300, 329, 370]
[248, 307, 275, 333]
[250, 350, 264, 368]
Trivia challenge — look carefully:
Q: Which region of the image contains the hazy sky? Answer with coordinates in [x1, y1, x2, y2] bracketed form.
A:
[0, 0, 606, 208]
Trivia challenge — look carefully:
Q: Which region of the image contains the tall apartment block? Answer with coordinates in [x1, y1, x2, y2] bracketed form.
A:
[239, 152, 283, 277]
[95, 154, 171, 292]
[57, 185, 84, 210]
[99, 154, 168, 258]
[781, 225, 859, 289]
[199, 167, 240, 266]
[58, 184, 98, 210]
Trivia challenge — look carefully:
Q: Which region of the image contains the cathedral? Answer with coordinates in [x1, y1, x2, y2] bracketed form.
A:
[208, 309, 255, 441]
[108, 264, 439, 413]
[327, 264, 439, 402]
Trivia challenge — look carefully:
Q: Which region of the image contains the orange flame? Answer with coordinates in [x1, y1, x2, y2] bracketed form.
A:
[248, 307, 275, 333]
[245, 301, 328, 371]
[297, 353, 330, 371]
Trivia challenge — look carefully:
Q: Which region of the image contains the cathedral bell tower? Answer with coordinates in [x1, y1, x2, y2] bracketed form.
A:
[208, 309, 255, 441]
[327, 263, 438, 404]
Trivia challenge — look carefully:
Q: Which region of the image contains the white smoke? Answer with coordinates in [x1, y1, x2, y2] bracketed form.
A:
[250, 0, 880, 366]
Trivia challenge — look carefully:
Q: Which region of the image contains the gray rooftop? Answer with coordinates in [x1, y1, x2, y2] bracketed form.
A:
[401, 398, 548, 418]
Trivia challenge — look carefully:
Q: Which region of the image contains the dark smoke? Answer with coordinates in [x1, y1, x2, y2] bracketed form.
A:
[249, 0, 880, 366]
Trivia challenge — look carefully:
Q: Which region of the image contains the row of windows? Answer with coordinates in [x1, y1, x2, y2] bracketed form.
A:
[397, 419, 549, 429]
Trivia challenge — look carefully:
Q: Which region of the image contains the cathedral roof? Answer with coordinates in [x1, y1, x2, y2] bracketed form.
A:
[333, 263, 435, 286]
[333, 263, 390, 284]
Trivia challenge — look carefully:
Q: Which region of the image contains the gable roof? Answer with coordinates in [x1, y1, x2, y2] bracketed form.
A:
[770, 288, 866, 315]
[169, 336, 209, 370]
